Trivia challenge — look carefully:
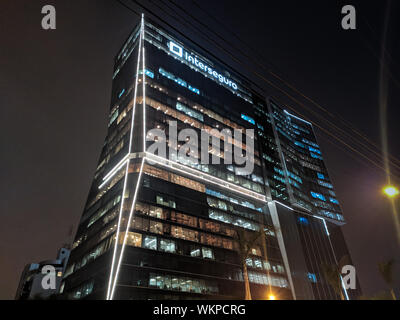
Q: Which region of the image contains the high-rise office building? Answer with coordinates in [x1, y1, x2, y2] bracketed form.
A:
[62, 16, 359, 300]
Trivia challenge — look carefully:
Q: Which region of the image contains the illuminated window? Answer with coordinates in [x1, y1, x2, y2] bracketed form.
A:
[254, 260, 263, 269]
[318, 180, 333, 189]
[246, 258, 253, 267]
[138, 68, 154, 78]
[241, 114, 255, 125]
[251, 247, 262, 256]
[159, 68, 200, 95]
[307, 273, 317, 283]
[311, 153, 323, 160]
[171, 226, 198, 242]
[171, 212, 198, 227]
[297, 217, 309, 226]
[120, 232, 142, 247]
[190, 247, 201, 257]
[160, 239, 176, 253]
[202, 247, 214, 260]
[176, 102, 204, 122]
[150, 221, 163, 234]
[311, 192, 326, 201]
[109, 110, 119, 126]
[143, 236, 157, 250]
[156, 195, 176, 209]
[317, 173, 325, 180]
[329, 198, 339, 205]
[118, 89, 125, 98]
[308, 147, 321, 154]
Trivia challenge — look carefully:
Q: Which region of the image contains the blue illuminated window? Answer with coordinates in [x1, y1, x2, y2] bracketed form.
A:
[176, 102, 203, 122]
[159, 68, 200, 95]
[318, 180, 333, 189]
[308, 147, 321, 154]
[330, 198, 339, 205]
[241, 114, 255, 125]
[311, 192, 326, 201]
[273, 167, 285, 176]
[118, 89, 125, 98]
[311, 153, 323, 160]
[307, 273, 317, 283]
[298, 217, 309, 226]
[295, 141, 305, 149]
[288, 171, 303, 184]
[302, 138, 319, 148]
[273, 175, 286, 184]
[317, 173, 325, 180]
[289, 179, 300, 189]
[188, 85, 200, 95]
[139, 69, 154, 79]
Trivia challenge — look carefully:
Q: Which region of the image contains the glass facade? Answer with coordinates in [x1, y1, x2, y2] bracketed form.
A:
[62, 17, 359, 300]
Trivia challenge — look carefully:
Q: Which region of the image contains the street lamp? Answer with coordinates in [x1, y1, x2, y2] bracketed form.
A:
[383, 186, 399, 198]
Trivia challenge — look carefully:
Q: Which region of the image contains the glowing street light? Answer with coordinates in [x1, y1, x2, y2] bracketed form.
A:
[383, 186, 400, 198]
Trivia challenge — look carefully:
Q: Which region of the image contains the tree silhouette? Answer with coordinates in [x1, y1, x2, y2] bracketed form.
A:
[236, 228, 264, 300]
[321, 263, 344, 300]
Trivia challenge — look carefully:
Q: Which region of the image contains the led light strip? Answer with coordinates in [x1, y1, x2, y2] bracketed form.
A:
[313, 215, 330, 236]
[109, 157, 145, 300]
[99, 155, 131, 190]
[106, 15, 144, 301]
[105, 160, 130, 300]
[145, 152, 267, 203]
[284, 109, 312, 126]
[273, 200, 294, 211]
[313, 215, 350, 300]
[142, 45, 146, 153]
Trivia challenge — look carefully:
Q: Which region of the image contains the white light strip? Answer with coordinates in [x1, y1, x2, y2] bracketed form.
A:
[145, 152, 267, 203]
[313, 216, 350, 300]
[312, 215, 330, 236]
[106, 16, 144, 300]
[110, 17, 148, 300]
[341, 276, 350, 300]
[102, 153, 130, 182]
[284, 110, 312, 125]
[106, 160, 130, 300]
[128, 30, 143, 154]
[99, 155, 131, 190]
[273, 200, 294, 211]
[109, 157, 145, 300]
[142, 44, 146, 153]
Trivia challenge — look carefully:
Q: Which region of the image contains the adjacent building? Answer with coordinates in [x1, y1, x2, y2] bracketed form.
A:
[15, 247, 70, 300]
[62, 16, 360, 300]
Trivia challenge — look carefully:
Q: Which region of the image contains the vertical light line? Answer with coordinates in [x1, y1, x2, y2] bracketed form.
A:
[141, 15, 146, 153]
[320, 217, 350, 300]
[106, 161, 130, 300]
[267, 202, 297, 300]
[106, 18, 144, 300]
[108, 14, 146, 300]
[110, 157, 145, 300]
[129, 28, 144, 154]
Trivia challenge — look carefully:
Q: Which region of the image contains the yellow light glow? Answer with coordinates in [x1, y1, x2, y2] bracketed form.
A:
[268, 295, 276, 300]
[383, 186, 400, 198]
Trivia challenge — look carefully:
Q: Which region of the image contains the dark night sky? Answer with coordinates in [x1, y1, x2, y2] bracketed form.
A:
[1, 0, 399, 299]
